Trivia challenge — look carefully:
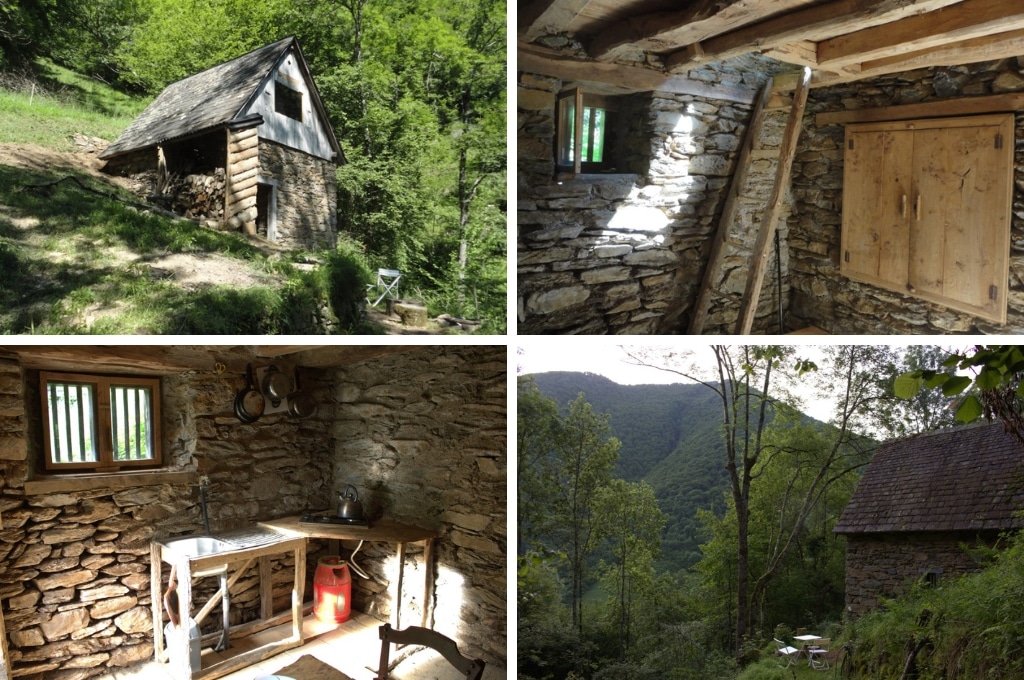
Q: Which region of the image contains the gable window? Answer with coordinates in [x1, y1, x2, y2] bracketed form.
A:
[555, 87, 619, 176]
[40, 372, 161, 472]
[275, 80, 304, 122]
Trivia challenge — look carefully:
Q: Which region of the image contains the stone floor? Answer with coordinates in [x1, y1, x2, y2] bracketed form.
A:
[97, 612, 505, 680]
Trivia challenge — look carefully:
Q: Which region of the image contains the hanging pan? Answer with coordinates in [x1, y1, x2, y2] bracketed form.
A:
[234, 363, 265, 423]
[262, 365, 292, 407]
[288, 367, 317, 419]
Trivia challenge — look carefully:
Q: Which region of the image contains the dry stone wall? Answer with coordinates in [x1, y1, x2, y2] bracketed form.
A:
[518, 59, 796, 334]
[259, 139, 338, 251]
[330, 345, 506, 665]
[0, 354, 335, 679]
[844, 532, 997, 617]
[789, 57, 1024, 333]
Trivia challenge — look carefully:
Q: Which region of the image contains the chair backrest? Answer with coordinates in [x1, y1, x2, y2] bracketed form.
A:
[377, 624, 485, 680]
[812, 638, 831, 650]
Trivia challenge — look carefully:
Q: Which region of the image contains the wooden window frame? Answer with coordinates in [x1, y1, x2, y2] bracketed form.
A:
[555, 87, 619, 178]
[274, 80, 304, 122]
[40, 371, 162, 473]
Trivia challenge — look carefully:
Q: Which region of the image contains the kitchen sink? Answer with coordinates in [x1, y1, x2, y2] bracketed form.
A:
[163, 536, 236, 556]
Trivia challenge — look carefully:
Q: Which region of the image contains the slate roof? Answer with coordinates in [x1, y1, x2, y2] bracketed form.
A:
[100, 36, 339, 160]
[834, 422, 1024, 535]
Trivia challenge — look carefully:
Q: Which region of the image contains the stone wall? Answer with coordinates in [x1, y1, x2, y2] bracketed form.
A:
[517, 60, 795, 334]
[0, 354, 335, 679]
[259, 139, 338, 251]
[330, 346, 506, 664]
[789, 57, 1024, 334]
[844, 532, 997, 617]
[0, 346, 507, 677]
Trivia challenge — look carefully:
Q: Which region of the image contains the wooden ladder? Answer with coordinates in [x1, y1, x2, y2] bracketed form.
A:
[688, 67, 812, 335]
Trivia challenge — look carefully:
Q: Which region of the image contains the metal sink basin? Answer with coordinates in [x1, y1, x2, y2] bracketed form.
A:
[163, 536, 236, 557]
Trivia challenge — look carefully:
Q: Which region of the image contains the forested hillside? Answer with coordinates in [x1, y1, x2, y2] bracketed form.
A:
[531, 371, 731, 569]
[0, 0, 505, 331]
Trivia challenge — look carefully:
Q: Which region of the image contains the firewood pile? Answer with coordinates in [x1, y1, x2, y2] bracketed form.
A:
[153, 168, 226, 222]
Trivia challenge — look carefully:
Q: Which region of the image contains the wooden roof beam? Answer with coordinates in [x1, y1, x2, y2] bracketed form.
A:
[518, 42, 759, 102]
[817, 0, 1024, 69]
[814, 27, 1024, 86]
[588, 0, 816, 62]
[664, 0, 961, 72]
[519, 0, 597, 41]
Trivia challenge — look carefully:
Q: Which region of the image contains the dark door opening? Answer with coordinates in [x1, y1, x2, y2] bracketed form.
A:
[256, 182, 276, 241]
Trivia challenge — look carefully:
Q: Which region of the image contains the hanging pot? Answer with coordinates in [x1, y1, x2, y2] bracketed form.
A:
[262, 365, 292, 407]
[234, 364, 265, 423]
[288, 367, 317, 418]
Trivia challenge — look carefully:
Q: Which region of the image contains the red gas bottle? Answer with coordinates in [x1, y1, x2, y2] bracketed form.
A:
[313, 556, 352, 623]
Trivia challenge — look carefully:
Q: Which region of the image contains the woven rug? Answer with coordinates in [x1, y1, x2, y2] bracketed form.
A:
[265, 655, 355, 680]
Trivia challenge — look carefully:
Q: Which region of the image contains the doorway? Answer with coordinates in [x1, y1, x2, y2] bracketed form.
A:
[256, 182, 278, 241]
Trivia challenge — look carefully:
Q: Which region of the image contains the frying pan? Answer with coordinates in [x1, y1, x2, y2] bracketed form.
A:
[234, 364, 265, 423]
[288, 367, 317, 418]
[262, 365, 292, 407]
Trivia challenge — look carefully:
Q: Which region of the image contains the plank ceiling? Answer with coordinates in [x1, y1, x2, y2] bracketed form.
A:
[518, 0, 1024, 92]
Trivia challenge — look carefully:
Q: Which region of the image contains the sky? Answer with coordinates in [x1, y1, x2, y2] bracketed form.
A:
[517, 340, 970, 425]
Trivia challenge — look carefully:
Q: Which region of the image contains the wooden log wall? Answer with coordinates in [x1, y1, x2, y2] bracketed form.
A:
[225, 127, 259, 234]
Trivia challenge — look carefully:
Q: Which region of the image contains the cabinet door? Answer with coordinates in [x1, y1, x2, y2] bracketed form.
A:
[841, 114, 1012, 324]
[909, 116, 1012, 321]
[841, 128, 914, 287]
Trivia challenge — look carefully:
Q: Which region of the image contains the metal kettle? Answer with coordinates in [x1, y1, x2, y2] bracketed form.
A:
[337, 484, 364, 520]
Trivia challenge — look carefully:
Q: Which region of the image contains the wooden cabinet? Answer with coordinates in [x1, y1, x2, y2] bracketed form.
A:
[840, 113, 1014, 323]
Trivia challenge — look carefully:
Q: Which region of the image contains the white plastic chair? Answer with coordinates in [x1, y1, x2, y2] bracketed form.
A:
[774, 638, 800, 668]
[366, 268, 401, 307]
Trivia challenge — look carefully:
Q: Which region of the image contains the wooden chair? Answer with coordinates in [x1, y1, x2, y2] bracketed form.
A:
[376, 624, 485, 680]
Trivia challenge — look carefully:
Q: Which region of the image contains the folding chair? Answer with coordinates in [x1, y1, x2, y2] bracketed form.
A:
[774, 638, 800, 669]
[366, 268, 401, 307]
[376, 624, 485, 680]
[808, 638, 831, 670]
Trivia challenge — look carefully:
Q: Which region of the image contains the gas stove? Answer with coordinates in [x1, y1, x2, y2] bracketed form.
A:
[300, 513, 370, 528]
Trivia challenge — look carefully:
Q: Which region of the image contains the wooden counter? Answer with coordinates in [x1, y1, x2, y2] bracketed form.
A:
[258, 515, 440, 630]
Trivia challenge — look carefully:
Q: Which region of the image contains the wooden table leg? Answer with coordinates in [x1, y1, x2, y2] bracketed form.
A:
[151, 543, 164, 662]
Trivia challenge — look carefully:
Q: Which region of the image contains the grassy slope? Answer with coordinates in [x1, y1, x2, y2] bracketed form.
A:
[0, 60, 365, 335]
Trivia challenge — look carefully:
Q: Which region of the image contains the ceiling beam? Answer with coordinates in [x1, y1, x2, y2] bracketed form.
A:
[813, 27, 1024, 86]
[817, 0, 1024, 68]
[519, 0, 597, 42]
[664, 0, 962, 72]
[588, 0, 817, 62]
[518, 42, 759, 102]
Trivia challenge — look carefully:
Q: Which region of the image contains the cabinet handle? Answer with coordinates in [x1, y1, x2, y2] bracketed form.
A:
[915, 195, 921, 221]
[901, 194, 907, 218]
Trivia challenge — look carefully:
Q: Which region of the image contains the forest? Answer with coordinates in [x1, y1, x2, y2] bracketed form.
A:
[0, 0, 506, 330]
[516, 345, 1024, 679]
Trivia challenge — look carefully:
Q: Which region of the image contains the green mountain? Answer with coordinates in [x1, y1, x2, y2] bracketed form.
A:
[529, 371, 730, 570]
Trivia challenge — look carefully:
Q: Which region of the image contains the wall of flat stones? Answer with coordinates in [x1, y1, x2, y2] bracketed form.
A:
[844, 532, 997, 618]
[518, 65, 796, 334]
[259, 139, 338, 251]
[330, 345, 506, 664]
[0, 355, 336, 679]
[789, 57, 1024, 334]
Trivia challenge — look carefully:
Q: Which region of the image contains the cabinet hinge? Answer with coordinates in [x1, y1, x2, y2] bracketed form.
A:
[990, 285, 999, 301]
[844, 250, 850, 263]
[995, 133, 1003, 149]
[848, 138, 854, 150]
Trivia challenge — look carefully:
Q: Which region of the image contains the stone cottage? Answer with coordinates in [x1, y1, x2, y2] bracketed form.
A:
[518, 1, 1024, 334]
[100, 36, 343, 250]
[0, 345, 506, 679]
[833, 422, 1024, 617]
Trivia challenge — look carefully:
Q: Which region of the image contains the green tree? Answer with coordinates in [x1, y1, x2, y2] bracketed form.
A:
[593, 479, 666, 658]
[546, 394, 621, 633]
